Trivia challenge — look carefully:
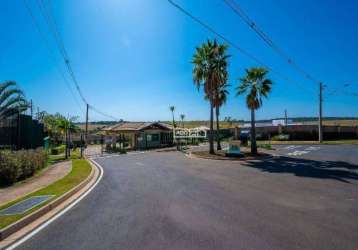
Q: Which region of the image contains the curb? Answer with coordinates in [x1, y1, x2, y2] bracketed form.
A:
[0, 158, 97, 242]
[188, 152, 274, 161]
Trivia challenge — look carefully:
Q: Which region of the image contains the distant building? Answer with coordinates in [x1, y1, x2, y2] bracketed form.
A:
[272, 119, 293, 126]
[103, 122, 173, 150]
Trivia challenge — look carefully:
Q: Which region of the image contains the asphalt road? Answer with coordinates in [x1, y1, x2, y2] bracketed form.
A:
[16, 147, 358, 250]
[272, 144, 358, 165]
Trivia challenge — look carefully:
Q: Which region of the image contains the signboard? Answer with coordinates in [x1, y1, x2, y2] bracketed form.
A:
[228, 140, 241, 155]
[173, 128, 207, 139]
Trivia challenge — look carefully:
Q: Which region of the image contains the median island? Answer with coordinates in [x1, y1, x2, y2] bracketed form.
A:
[191, 147, 271, 161]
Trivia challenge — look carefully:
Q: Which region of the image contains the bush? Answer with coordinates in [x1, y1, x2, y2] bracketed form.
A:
[257, 144, 272, 150]
[50, 145, 66, 155]
[0, 148, 48, 186]
[271, 134, 290, 141]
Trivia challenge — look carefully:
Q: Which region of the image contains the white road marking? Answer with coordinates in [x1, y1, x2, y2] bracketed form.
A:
[6, 159, 104, 250]
[284, 145, 301, 150]
[135, 162, 144, 166]
[287, 150, 309, 156]
[91, 151, 146, 160]
[305, 146, 320, 151]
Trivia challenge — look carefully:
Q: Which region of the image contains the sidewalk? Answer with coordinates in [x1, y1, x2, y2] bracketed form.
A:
[0, 161, 72, 206]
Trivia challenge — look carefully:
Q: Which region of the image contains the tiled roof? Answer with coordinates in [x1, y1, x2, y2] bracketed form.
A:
[103, 122, 172, 131]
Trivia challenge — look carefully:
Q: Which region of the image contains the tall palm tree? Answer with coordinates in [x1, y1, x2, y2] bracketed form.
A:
[192, 39, 230, 154]
[169, 106, 176, 128]
[180, 114, 185, 128]
[214, 82, 230, 150]
[237, 67, 272, 154]
[0, 81, 29, 120]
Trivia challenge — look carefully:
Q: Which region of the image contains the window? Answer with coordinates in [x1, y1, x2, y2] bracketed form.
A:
[147, 134, 159, 142]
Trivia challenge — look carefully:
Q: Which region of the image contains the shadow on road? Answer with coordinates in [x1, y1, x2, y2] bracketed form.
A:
[242, 156, 358, 183]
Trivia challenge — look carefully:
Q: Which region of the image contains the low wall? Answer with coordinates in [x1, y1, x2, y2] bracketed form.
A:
[231, 125, 358, 140]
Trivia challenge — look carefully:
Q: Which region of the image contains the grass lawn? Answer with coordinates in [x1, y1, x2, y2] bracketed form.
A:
[47, 149, 81, 165]
[0, 158, 92, 229]
[257, 139, 358, 145]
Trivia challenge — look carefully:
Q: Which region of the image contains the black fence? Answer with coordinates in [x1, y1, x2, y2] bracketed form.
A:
[0, 114, 45, 150]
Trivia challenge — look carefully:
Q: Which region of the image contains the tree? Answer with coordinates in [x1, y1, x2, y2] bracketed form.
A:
[237, 67, 272, 154]
[169, 106, 176, 128]
[224, 116, 234, 127]
[56, 115, 79, 158]
[180, 114, 185, 128]
[0, 81, 29, 120]
[192, 39, 230, 154]
[42, 112, 64, 145]
[214, 82, 230, 150]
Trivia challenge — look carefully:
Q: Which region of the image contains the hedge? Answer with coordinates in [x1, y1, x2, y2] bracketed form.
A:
[0, 148, 48, 186]
[50, 144, 65, 155]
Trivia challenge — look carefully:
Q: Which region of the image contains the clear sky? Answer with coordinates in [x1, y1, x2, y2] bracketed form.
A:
[1, 0, 357, 122]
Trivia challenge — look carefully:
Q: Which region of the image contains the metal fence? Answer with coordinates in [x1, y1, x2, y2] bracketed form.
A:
[0, 114, 45, 150]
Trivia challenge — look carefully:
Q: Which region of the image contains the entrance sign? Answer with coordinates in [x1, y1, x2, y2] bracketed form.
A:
[173, 128, 207, 139]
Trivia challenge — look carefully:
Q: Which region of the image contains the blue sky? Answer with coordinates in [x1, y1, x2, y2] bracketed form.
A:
[1, 0, 357, 122]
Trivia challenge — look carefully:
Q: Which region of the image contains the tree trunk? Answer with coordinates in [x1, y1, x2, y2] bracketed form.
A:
[250, 109, 257, 155]
[216, 106, 221, 150]
[68, 130, 71, 157]
[65, 128, 68, 159]
[172, 113, 176, 128]
[209, 101, 215, 154]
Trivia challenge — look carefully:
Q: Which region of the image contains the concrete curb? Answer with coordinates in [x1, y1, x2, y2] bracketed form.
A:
[187, 152, 274, 161]
[0, 158, 97, 242]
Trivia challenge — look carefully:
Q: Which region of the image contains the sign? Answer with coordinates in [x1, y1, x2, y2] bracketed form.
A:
[173, 128, 207, 139]
[228, 140, 241, 154]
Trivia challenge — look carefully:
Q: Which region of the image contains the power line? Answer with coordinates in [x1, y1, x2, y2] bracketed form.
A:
[22, 0, 84, 114]
[167, 0, 315, 94]
[36, 0, 88, 104]
[223, 0, 320, 85]
[37, 0, 69, 62]
[30, 0, 121, 121]
[89, 105, 119, 121]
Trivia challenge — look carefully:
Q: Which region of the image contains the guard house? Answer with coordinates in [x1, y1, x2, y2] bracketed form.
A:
[103, 122, 173, 150]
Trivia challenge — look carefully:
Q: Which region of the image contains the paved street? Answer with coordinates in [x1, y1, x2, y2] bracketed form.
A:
[17, 146, 358, 250]
[272, 144, 358, 165]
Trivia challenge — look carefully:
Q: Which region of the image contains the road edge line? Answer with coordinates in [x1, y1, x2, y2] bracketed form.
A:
[3, 159, 103, 250]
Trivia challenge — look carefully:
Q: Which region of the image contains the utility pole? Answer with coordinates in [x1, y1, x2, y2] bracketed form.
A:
[284, 109, 288, 126]
[80, 133, 84, 158]
[85, 103, 89, 146]
[37, 107, 40, 121]
[30, 99, 33, 118]
[318, 82, 323, 143]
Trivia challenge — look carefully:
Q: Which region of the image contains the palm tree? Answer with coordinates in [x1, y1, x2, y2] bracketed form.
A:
[214, 82, 230, 150]
[169, 106, 176, 128]
[57, 115, 79, 158]
[192, 39, 230, 154]
[0, 81, 29, 120]
[237, 67, 272, 154]
[180, 114, 185, 128]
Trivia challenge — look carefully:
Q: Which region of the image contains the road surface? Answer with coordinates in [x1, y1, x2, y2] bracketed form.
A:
[16, 146, 358, 250]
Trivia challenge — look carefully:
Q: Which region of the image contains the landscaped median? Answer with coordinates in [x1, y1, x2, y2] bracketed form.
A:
[0, 158, 93, 240]
[190, 148, 272, 161]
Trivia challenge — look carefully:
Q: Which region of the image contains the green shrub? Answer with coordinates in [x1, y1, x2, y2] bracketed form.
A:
[0, 151, 19, 186]
[271, 134, 290, 141]
[257, 144, 272, 150]
[50, 145, 65, 155]
[0, 149, 48, 186]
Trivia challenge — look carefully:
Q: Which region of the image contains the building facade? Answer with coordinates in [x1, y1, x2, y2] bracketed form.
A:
[103, 122, 173, 150]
